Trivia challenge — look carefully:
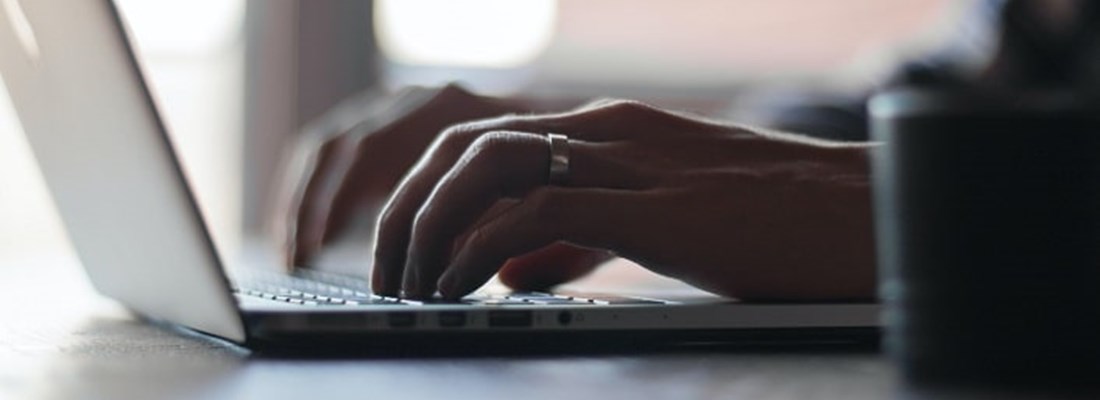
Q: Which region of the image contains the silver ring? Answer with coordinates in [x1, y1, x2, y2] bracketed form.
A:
[547, 133, 570, 185]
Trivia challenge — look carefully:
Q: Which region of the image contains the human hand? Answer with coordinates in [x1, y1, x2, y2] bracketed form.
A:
[278, 84, 611, 289]
[373, 100, 877, 300]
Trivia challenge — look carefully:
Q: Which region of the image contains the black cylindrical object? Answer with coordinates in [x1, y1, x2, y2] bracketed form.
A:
[870, 89, 1100, 388]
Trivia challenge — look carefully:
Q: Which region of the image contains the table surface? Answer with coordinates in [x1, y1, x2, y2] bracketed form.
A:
[0, 253, 1090, 400]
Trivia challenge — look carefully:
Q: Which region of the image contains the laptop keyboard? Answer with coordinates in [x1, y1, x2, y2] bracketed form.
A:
[234, 282, 403, 306]
[231, 269, 665, 307]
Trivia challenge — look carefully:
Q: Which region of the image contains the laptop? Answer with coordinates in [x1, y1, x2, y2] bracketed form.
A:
[0, 0, 878, 351]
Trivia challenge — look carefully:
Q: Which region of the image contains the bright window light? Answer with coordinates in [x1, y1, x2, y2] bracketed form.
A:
[115, 0, 246, 257]
[115, 0, 244, 56]
[374, 0, 557, 68]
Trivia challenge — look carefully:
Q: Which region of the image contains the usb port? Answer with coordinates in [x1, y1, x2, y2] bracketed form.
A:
[437, 311, 467, 328]
[387, 312, 416, 328]
[487, 310, 532, 327]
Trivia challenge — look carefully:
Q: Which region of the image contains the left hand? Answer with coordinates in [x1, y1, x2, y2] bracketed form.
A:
[373, 100, 877, 300]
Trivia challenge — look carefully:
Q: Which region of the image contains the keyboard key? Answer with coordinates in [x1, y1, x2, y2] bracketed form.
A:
[505, 292, 554, 299]
[529, 298, 593, 305]
[480, 299, 535, 306]
[235, 270, 673, 307]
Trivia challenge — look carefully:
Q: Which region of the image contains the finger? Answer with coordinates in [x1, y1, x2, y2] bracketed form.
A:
[372, 119, 565, 294]
[397, 131, 546, 297]
[372, 101, 666, 294]
[280, 87, 425, 267]
[371, 116, 575, 295]
[400, 131, 649, 297]
[286, 133, 356, 267]
[319, 88, 518, 245]
[497, 243, 612, 291]
[437, 187, 641, 299]
[315, 132, 411, 247]
[291, 88, 444, 260]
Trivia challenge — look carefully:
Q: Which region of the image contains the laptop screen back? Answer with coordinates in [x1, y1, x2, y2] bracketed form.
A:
[0, 0, 244, 342]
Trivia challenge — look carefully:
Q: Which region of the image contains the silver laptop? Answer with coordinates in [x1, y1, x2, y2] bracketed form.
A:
[0, 0, 878, 350]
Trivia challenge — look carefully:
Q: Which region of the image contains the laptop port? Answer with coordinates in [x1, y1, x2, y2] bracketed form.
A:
[557, 311, 572, 326]
[387, 312, 416, 328]
[437, 311, 467, 328]
[488, 310, 532, 327]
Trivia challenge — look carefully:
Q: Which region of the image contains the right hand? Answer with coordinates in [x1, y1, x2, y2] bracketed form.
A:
[275, 84, 610, 290]
[367, 100, 876, 300]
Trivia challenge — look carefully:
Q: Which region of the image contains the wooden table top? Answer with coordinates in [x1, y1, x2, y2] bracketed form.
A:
[0, 253, 1088, 400]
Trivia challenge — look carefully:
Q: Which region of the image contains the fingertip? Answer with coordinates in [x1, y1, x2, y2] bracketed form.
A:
[400, 261, 429, 299]
[290, 246, 308, 268]
[370, 262, 385, 292]
[371, 251, 404, 296]
[282, 252, 297, 271]
[279, 228, 299, 268]
[497, 261, 552, 290]
[497, 248, 605, 290]
[437, 272, 462, 300]
[292, 238, 316, 268]
[291, 240, 317, 268]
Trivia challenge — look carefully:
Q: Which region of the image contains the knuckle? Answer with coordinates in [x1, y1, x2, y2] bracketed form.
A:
[464, 130, 515, 168]
[318, 135, 342, 153]
[350, 129, 377, 154]
[311, 134, 347, 162]
[439, 123, 472, 143]
[572, 99, 661, 128]
[599, 99, 653, 115]
[468, 129, 512, 150]
[434, 123, 480, 156]
[439, 114, 531, 154]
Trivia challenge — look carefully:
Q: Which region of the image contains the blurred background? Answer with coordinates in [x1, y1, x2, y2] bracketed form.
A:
[0, 0, 956, 267]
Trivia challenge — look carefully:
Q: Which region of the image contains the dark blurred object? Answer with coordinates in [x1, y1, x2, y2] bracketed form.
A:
[868, 1, 1100, 391]
[893, 0, 1100, 89]
[759, 0, 1100, 142]
[870, 88, 1100, 389]
[978, 0, 1100, 89]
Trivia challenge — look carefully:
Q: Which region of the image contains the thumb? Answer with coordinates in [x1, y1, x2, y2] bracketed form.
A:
[497, 243, 612, 291]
